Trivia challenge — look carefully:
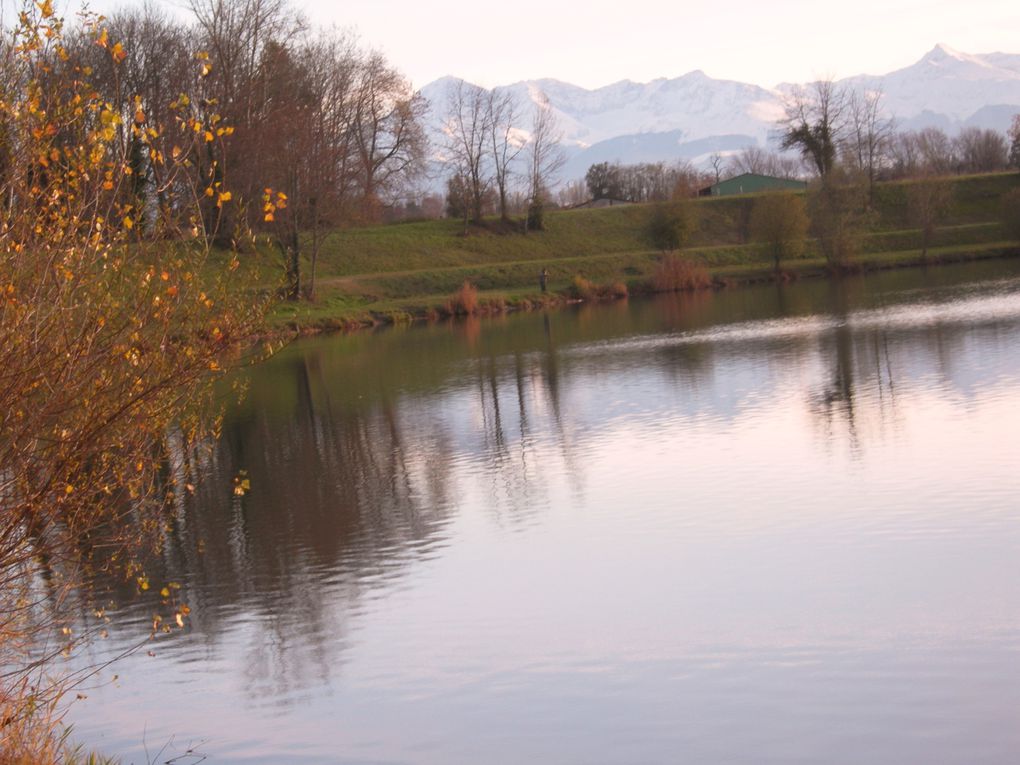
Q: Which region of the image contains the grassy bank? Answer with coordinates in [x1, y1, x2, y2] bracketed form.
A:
[257, 172, 1020, 333]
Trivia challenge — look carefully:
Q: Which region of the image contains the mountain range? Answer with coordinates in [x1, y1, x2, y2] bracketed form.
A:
[419, 44, 1020, 184]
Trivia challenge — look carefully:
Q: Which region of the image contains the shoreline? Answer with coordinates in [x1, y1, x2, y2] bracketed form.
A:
[261, 243, 1020, 340]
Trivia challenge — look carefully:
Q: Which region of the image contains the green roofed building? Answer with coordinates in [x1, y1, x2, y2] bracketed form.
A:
[699, 173, 807, 197]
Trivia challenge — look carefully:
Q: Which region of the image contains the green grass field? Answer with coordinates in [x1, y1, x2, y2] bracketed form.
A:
[253, 172, 1020, 332]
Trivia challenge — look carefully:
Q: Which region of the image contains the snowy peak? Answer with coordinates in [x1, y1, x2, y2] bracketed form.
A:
[922, 43, 976, 65]
[854, 43, 1020, 123]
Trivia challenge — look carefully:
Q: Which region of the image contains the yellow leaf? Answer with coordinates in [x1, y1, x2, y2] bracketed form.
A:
[160, 587, 170, 598]
[123, 216, 133, 230]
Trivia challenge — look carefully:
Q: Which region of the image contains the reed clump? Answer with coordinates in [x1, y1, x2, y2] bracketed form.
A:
[650, 254, 712, 292]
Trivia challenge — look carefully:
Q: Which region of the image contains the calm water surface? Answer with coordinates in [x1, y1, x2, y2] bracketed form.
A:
[68, 260, 1020, 763]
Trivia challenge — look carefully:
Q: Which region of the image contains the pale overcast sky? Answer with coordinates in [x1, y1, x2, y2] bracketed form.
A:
[45, 0, 1020, 90]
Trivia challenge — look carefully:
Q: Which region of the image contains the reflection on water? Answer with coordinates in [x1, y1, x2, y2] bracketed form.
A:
[68, 260, 1020, 763]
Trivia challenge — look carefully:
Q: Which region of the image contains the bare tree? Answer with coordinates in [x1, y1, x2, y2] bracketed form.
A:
[889, 131, 922, 178]
[842, 88, 895, 199]
[557, 179, 589, 207]
[727, 145, 803, 180]
[487, 88, 524, 222]
[915, 127, 956, 175]
[351, 50, 428, 221]
[187, 0, 305, 240]
[296, 33, 361, 299]
[727, 145, 772, 175]
[524, 93, 564, 231]
[780, 79, 848, 178]
[709, 152, 724, 183]
[954, 127, 1008, 173]
[445, 80, 492, 224]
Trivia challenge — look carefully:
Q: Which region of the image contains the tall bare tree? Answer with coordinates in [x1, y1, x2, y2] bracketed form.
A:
[524, 93, 564, 232]
[445, 80, 492, 224]
[954, 127, 1008, 173]
[350, 50, 428, 222]
[842, 87, 895, 199]
[487, 88, 523, 222]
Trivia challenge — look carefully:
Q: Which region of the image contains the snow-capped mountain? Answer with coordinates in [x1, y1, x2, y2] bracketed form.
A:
[842, 44, 1020, 131]
[419, 44, 1020, 185]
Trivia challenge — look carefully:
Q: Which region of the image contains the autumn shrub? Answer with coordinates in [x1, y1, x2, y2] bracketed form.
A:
[651, 254, 712, 292]
[570, 275, 597, 299]
[568, 275, 629, 301]
[449, 280, 479, 314]
[0, 7, 265, 759]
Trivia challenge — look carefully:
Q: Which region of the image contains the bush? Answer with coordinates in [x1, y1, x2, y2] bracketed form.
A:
[449, 280, 479, 315]
[651, 254, 712, 292]
[570, 275, 597, 299]
[647, 198, 697, 251]
[608, 281, 629, 299]
[527, 200, 545, 231]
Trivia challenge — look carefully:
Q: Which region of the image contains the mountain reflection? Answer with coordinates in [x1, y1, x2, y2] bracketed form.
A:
[78, 259, 1020, 702]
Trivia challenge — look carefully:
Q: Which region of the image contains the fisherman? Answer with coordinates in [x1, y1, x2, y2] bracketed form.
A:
[539, 267, 548, 293]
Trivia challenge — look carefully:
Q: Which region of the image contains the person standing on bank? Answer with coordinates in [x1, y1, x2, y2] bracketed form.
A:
[540, 267, 548, 293]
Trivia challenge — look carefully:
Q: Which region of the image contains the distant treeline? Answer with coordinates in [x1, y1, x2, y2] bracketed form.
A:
[561, 86, 1020, 207]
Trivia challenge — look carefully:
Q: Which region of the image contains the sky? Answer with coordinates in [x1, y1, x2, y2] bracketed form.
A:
[41, 0, 1020, 90]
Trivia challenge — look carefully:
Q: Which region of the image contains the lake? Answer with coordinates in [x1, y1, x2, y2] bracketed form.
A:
[66, 259, 1020, 763]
